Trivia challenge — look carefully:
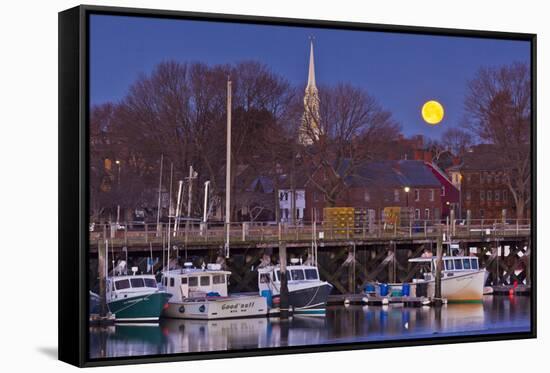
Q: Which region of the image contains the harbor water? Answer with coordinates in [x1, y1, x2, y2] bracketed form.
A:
[89, 295, 530, 359]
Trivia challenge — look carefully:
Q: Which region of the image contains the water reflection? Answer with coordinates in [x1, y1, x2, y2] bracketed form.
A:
[89, 296, 530, 359]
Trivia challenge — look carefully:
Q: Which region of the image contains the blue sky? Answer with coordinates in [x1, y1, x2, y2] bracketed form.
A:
[90, 14, 530, 139]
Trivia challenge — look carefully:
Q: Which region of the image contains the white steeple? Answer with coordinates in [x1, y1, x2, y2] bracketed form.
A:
[299, 38, 321, 146]
[307, 39, 316, 89]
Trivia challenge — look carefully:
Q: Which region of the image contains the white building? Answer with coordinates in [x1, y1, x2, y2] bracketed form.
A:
[278, 189, 306, 223]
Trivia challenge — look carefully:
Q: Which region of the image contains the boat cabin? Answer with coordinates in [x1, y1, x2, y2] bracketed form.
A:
[162, 265, 231, 302]
[258, 265, 321, 293]
[409, 256, 481, 281]
[107, 274, 160, 301]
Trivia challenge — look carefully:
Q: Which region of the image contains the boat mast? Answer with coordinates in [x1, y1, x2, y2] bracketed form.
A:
[225, 77, 232, 258]
[156, 153, 164, 237]
[167, 163, 173, 272]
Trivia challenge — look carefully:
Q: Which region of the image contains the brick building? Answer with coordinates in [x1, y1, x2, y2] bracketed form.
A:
[447, 144, 515, 220]
[305, 160, 458, 223]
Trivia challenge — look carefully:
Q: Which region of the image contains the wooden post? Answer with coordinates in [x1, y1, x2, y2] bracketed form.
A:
[145, 223, 149, 243]
[434, 231, 443, 307]
[279, 241, 289, 319]
[98, 240, 108, 317]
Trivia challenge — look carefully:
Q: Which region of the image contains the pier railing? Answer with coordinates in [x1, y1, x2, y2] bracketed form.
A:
[89, 218, 531, 247]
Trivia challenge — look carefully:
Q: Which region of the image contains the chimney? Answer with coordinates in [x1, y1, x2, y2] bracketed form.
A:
[424, 150, 432, 163]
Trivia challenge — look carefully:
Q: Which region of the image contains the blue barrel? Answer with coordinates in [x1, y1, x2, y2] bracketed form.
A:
[364, 283, 375, 293]
[261, 290, 273, 308]
[402, 283, 411, 297]
[379, 283, 389, 296]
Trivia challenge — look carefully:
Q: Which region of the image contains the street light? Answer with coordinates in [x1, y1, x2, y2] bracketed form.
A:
[404, 186, 410, 223]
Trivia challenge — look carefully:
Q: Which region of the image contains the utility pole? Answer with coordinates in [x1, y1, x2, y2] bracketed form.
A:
[225, 77, 232, 258]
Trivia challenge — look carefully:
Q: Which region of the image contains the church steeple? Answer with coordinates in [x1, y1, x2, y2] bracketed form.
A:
[299, 38, 321, 146]
[307, 39, 316, 89]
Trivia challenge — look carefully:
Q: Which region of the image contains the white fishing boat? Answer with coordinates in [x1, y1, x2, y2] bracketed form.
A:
[409, 255, 486, 302]
[161, 263, 268, 320]
[258, 261, 333, 316]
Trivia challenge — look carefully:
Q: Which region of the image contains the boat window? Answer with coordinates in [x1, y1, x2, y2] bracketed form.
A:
[181, 277, 188, 284]
[304, 269, 319, 280]
[463, 259, 471, 270]
[445, 259, 454, 271]
[454, 259, 463, 270]
[144, 278, 157, 288]
[130, 278, 145, 288]
[471, 258, 479, 269]
[115, 279, 130, 290]
[291, 269, 305, 281]
[276, 270, 281, 282]
[188, 277, 198, 287]
[163, 277, 167, 286]
[259, 273, 271, 283]
[111, 282, 115, 292]
[213, 275, 225, 284]
[200, 276, 210, 286]
[169, 278, 175, 287]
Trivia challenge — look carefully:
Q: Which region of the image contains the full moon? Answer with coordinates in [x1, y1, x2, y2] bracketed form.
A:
[421, 100, 445, 125]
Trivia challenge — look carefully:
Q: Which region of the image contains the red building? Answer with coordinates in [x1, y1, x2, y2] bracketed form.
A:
[305, 160, 458, 223]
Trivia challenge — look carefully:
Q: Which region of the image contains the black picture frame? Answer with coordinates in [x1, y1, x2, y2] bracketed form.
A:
[58, 4, 537, 367]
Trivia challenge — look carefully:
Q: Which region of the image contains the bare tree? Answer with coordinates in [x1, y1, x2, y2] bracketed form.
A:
[303, 83, 401, 206]
[441, 128, 473, 157]
[464, 62, 531, 219]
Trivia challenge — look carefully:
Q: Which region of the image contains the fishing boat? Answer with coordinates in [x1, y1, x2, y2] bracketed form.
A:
[257, 261, 333, 316]
[161, 263, 268, 320]
[408, 255, 486, 302]
[105, 272, 172, 322]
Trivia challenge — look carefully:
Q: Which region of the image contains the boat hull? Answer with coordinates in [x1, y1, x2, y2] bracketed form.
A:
[274, 283, 333, 315]
[108, 292, 171, 322]
[163, 295, 268, 320]
[413, 270, 486, 302]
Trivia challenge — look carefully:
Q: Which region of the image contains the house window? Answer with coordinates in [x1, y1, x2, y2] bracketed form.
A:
[466, 191, 471, 201]
[495, 174, 500, 184]
[429, 189, 435, 201]
[495, 191, 500, 201]
[414, 209, 420, 220]
[394, 189, 400, 202]
[480, 209, 485, 218]
[441, 186, 446, 196]
[480, 190, 485, 201]
[487, 173, 492, 184]
[480, 173, 485, 183]
[467, 174, 472, 183]
[487, 191, 492, 201]
[425, 208, 430, 220]
[503, 190, 508, 201]
[414, 189, 420, 201]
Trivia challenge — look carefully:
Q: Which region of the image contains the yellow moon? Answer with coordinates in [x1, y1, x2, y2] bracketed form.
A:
[421, 100, 444, 125]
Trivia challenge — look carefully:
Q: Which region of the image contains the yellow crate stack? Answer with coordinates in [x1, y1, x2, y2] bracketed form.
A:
[323, 207, 355, 237]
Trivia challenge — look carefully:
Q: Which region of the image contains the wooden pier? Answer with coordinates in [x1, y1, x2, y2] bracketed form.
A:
[328, 294, 435, 307]
[88, 220, 532, 295]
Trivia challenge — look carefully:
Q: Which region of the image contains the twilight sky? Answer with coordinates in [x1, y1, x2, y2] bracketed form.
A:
[89, 14, 530, 139]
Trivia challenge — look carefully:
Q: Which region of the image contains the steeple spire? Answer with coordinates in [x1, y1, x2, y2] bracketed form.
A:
[307, 38, 316, 89]
[299, 37, 321, 146]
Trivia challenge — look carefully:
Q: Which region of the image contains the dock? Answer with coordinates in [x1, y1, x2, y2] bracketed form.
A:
[485, 285, 531, 296]
[328, 294, 437, 307]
